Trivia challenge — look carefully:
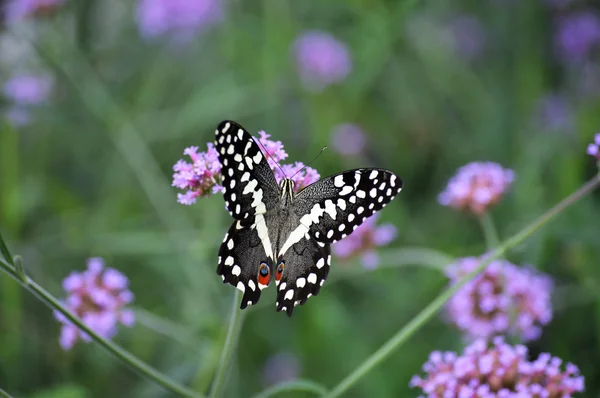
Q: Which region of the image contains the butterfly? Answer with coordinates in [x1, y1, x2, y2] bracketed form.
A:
[214, 120, 403, 316]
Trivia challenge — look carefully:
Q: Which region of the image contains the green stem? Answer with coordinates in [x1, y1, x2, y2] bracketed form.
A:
[251, 380, 329, 398]
[0, 237, 203, 398]
[326, 174, 600, 397]
[478, 212, 501, 251]
[0, 387, 14, 398]
[208, 290, 246, 398]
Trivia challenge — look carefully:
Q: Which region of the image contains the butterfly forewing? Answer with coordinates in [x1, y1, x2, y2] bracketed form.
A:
[214, 120, 280, 220]
[294, 168, 403, 244]
[217, 216, 271, 309]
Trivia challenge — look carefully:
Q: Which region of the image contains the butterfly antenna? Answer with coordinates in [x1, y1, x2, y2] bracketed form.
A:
[291, 146, 328, 180]
[254, 135, 287, 178]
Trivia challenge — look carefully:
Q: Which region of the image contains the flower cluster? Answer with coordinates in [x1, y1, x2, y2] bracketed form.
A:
[2, 73, 53, 126]
[136, 0, 223, 39]
[293, 30, 352, 91]
[438, 162, 515, 215]
[4, 0, 65, 22]
[445, 256, 553, 341]
[555, 11, 600, 63]
[332, 214, 397, 269]
[54, 258, 135, 350]
[172, 144, 223, 205]
[587, 133, 600, 160]
[172, 130, 319, 204]
[330, 123, 367, 156]
[410, 337, 585, 397]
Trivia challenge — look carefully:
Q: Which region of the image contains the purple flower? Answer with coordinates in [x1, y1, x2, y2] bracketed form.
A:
[273, 162, 320, 192]
[262, 352, 301, 387]
[587, 133, 600, 159]
[438, 161, 515, 215]
[254, 131, 289, 170]
[172, 144, 223, 205]
[410, 336, 585, 397]
[534, 93, 574, 133]
[445, 257, 553, 341]
[54, 257, 135, 350]
[330, 123, 367, 156]
[136, 0, 223, 39]
[4, 0, 65, 22]
[332, 213, 397, 269]
[555, 11, 600, 63]
[293, 30, 352, 91]
[3, 74, 53, 106]
[444, 15, 486, 61]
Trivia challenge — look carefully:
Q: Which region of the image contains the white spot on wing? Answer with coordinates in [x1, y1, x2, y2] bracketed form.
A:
[334, 175, 345, 187]
[285, 289, 294, 300]
[248, 280, 256, 291]
[307, 273, 317, 284]
[225, 256, 234, 266]
[296, 277, 306, 288]
[316, 258, 325, 269]
[370, 170, 378, 179]
[232, 265, 241, 276]
[236, 281, 245, 292]
[339, 186, 353, 196]
[222, 122, 231, 132]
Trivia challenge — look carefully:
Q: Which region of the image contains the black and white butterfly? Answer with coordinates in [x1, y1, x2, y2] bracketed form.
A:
[215, 120, 403, 316]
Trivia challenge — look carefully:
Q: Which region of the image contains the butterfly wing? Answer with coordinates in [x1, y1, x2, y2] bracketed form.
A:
[217, 216, 272, 309]
[214, 120, 280, 220]
[275, 235, 331, 317]
[293, 168, 402, 244]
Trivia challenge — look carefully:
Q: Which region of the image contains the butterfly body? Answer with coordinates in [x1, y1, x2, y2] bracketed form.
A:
[214, 120, 402, 316]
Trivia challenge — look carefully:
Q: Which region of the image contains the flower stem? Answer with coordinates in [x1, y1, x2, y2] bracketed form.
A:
[0, 235, 203, 398]
[251, 380, 329, 398]
[478, 212, 500, 251]
[0, 387, 14, 398]
[208, 290, 246, 398]
[326, 174, 600, 397]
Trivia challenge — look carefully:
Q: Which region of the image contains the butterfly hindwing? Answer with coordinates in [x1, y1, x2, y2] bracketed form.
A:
[214, 120, 280, 220]
[217, 216, 271, 309]
[275, 235, 331, 317]
[293, 168, 403, 244]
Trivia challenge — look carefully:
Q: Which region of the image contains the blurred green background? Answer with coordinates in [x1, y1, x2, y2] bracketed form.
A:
[1, 0, 600, 397]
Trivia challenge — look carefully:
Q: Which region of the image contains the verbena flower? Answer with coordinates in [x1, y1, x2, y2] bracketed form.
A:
[172, 144, 222, 205]
[438, 161, 515, 215]
[4, 0, 65, 22]
[254, 131, 289, 169]
[410, 336, 585, 397]
[332, 213, 397, 269]
[54, 257, 135, 350]
[274, 162, 320, 192]
[262, 351, 301, 387]
[330, 123, 367, 156]
[445, 256, 553, 341]
[293, 30, 352, 91]
[555, 11, 600, 63]
[136, 0, 223, 39]
[3, 74, 53, 106]
[587, 133, 600, 159]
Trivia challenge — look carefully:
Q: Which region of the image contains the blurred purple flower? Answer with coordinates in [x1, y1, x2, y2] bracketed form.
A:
[444, 15, 486, 61]
[54, 257, 135, 350]
[410, 336, 585, 397]
[293, 30, 352, 91]
[262, 352, 301, 387]
[274, 162, 320, 192]
[4, 107, 31, 127]
[332, 213, 397, 269]
[254, 131, 289, 170]
[331, 123, 367, 156]
[445, 256, 553, 341]
[136, 0, 223, 39]
[534, 93, 574, 133]
[172, 144, 223, 205]
[3, 74, 53, 106]
[438, 161, 515, 215]
[587, 133, 600, 159]
[555, 11, 600, 63]
[4, 0, 65, 22]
